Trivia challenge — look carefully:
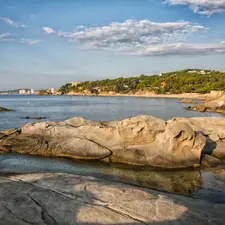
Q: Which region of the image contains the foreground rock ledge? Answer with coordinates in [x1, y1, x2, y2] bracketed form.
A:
[0, 172, 224, 225]
[0, 115, 225, 168]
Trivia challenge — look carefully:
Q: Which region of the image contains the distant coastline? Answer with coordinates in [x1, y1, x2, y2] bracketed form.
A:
[65, 91, 206, 100]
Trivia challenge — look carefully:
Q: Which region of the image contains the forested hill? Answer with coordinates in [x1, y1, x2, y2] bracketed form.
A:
[59, 69, 225, 95]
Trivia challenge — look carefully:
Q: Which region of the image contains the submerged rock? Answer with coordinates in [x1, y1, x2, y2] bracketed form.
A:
[20, 116, 47, 120]
[0, 116, 207, 168]
[0, 106, 13, 112]
[0, 172, 225, 225]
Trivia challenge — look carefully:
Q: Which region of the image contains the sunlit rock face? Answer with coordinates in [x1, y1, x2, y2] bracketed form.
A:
[0, 173, 225, 225]
[170, 117, 225, 160]
[0, 116, 208, 168]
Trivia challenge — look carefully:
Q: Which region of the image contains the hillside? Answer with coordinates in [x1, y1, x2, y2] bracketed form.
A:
[59, 69, 225, 95]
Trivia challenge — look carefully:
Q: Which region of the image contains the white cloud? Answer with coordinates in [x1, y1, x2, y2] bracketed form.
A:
[165, 0, 225, 15]
[133, 42, 225, 56]
[42, 27, 56, 34]
[0, 17, 26, 28]
[20, 38, 43, 45]
[42, 20, 219, 56]
[0, 33, 15, 41]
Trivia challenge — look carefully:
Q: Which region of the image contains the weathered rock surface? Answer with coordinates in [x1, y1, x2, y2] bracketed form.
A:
[170, 117, 225, 160]
[0, 172, 225, 225]
[0, 116, 206, 168]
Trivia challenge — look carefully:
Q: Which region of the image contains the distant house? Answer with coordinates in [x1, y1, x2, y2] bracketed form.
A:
[161, 81, 167, 88]
[187, 70, 197, 74]
[19, 89, 26, 94]
[50, 88, 55, 94]
[187, 70, 206, 75]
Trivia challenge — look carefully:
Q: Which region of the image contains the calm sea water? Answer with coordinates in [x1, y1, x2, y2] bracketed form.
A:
[0, 95, 223, 131]
[1, 95, 225, 203]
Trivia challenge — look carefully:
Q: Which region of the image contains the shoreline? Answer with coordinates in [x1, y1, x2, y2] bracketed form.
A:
[66, 92, 207, 100]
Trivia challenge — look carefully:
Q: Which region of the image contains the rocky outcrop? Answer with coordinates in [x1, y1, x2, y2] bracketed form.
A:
[0, 172, 225, 225]
[0, 116, 207, 168]
[188, 95, 225, 114]
[20, 116, 47, 120]
[179, 99, 198, 104]
[169, 117, 225, 162]
[0, 106, 13, 112]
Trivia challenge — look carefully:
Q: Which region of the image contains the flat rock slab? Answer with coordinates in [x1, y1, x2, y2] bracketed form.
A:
[0, 173, 225, 225]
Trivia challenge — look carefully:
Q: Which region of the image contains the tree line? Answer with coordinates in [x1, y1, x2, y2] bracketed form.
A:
[59, 69, 225, 95]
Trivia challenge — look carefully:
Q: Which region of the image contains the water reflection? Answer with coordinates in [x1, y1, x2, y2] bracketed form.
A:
[101, 166, 203, 196]
[0, 153, 225, 203]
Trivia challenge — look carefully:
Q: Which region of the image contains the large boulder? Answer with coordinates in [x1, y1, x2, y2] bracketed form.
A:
[0, 116, 206, 168]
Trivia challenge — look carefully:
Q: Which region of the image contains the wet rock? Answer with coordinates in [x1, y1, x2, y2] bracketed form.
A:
[0, 116, 206, 168]
[201, 154, 223, 167]
[20, 116, 47, 120]
[0, 173, 225, 225]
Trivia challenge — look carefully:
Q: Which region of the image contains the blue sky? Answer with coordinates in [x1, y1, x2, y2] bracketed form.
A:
[1, 0, 225, 90]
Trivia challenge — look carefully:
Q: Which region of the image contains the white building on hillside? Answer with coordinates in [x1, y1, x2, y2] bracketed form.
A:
[50, 88, 55, 94]
[19, 89, 26, 94]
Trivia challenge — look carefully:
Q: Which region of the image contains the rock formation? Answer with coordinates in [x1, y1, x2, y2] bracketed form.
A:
[0, 106, 13, 112]
[0, 115, 209, 168]
[169, 117, 225, 163]
[188, 95, 225, 114]
[0, 172, 225, 225]
[179, 99, 198, 104]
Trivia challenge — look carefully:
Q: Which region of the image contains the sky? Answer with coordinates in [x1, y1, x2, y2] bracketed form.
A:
[0, 0, 225, 90]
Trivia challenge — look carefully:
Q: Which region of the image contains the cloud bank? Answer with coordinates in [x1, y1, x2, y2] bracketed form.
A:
[42, 19, 225, 56]
[0, 17, 26, 28]
[165, 0, 225, 15]
[134, 42, 225, 56]
[43, 20, 219, 56]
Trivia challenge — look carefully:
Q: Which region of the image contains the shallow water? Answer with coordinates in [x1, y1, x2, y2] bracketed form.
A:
[1, 153, 225, 204]
[0, 95, 223, 131]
